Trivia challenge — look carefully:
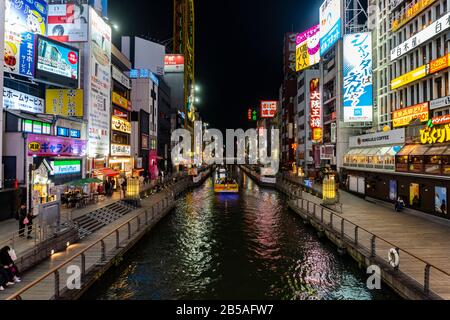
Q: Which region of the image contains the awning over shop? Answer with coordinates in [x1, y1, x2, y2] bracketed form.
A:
[346, 149, 363, 155]
[409, 144, 431, 156]
[97, 168, 120, 177]
[397, 144, 417, 156]
[345, 146, 403, 157]
[6, 109, 52, 124]
[425, 145, 450, 156]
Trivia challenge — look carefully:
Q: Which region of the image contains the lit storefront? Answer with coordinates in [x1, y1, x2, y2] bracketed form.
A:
[27, 134, 87, 208]
[109, 97, 133, 177]
[342, 129, 405, 199]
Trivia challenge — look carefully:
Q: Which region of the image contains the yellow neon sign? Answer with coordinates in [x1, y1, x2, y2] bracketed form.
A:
[420, 124, 450, 144]
[391, 65, 427, 90]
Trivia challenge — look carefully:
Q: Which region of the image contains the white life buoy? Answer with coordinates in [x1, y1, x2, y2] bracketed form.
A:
[388, 248, 400, 268]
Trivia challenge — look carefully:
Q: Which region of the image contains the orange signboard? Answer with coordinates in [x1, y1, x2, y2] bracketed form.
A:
[432, 114, 450, 126]
[429, 54, 450, 74]
[392, 0, 436, 31]
[112, 92, 131, 111]
[392, 103, 429, 128]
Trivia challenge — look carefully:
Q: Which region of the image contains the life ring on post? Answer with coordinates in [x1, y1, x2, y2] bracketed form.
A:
[388, 248, 400, 268]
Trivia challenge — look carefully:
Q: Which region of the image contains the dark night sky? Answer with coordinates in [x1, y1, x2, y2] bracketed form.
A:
[109, 0, 323, 132]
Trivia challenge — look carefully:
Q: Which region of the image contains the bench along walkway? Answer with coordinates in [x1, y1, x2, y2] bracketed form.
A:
[277, 178, 450, 300]
[1, 179, 191, 300]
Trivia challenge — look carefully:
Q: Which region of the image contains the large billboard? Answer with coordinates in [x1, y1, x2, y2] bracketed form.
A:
[3, 0, 48, 77]
[319, 0, 342, 56]
[35, 35, 80, 88]
[296, 25, 320, 72]
[85, 7, 111, 157]
[343, 33, 373, 123]
[391, 11, 450, 61]
[47, 3, 89, 42]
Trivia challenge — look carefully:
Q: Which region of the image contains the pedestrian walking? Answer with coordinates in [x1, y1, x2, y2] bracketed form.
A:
[16, 204, 27, 238]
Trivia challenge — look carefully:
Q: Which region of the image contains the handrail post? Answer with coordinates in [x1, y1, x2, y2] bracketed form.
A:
[424, 264, 431, 295]
[54, 270, 60, 299]
[371, 235, 376, 258]
[115, 230, 120, 249]
[354, 226, 359, 246]
[321, 207, 324, 223]
[81, 253, 86, 281]
[101, 240, 106, 261]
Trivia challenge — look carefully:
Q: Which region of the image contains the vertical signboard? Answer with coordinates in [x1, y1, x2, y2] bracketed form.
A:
[319, 0, 342, 56]
[3, 0, 48, 77]
[260, 101, 278, 118]
[86, 7, 111, 157]
[296, 25, 320, 72]
[284, 33, 297, 75]
[343, 32, 373, 123]
[0, 0, 5, 189]
[310, 79, 322, 142]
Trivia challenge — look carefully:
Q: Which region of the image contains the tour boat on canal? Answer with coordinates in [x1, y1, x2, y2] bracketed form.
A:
[214, 167, 239, 193]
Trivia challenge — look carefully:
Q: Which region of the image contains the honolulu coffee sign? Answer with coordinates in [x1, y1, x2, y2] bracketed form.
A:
[349, 129, 406, 148]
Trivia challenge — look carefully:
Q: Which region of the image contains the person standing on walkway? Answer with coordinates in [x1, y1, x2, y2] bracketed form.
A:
[121, 178, 127, 198]
[25, 210, 35, 239]
[17, 204, 27, 238]
[110, 178, 116, 196]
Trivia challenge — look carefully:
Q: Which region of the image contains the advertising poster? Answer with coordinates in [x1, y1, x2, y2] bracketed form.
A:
[47, 4, 89, 42]
[319, 0, 342, 55]
[36, 36, 79, 81]
[296, 25, 320, 72]
[164, 54, 185, 73]
[3, 0, 48, 77]
[45, 89, 84, 117]
[392, 103, 429, 128]
[343, 33, 373, 123]
[3, 87, 44, 113]
[410, 183, 420, 206]
[86, 7, 111, 157]
[435, 187, 447, 215]
[389, 180, 397, 201]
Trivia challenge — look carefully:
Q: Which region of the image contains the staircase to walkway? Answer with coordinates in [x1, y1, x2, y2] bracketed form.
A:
[71, 201, 139, 239]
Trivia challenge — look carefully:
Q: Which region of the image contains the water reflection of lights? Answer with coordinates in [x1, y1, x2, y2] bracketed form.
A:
[90, 168, 398, 301]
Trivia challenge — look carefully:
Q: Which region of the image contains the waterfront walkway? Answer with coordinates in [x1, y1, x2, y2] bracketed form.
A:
[281, 173, 450, 299]
[0, 188, 173, 300]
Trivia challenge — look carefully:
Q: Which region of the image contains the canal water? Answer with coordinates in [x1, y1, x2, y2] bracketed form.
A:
[83, 168, 398, 300]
